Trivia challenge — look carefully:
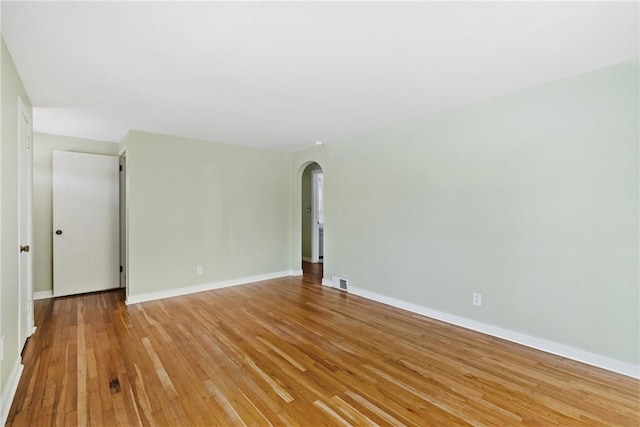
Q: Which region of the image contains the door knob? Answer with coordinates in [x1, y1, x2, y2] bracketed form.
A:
[55, 230, 63, 235]
[20, 245, 30, 253]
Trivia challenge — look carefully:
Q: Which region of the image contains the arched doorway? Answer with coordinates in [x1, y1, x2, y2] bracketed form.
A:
[301, 162, 323, 282]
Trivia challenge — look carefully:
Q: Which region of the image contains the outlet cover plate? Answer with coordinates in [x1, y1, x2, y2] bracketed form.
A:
[472, 292, 482, 307]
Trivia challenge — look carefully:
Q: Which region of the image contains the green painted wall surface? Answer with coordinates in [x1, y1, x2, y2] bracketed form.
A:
[301, 162, 321, 259]
[32, 133, 120, 293]
[0, 38, 32, 391]
[293, 60, 640, 365]
[126, 131, 292, 298]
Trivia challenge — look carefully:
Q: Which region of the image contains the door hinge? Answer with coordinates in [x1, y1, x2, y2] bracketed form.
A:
[120, 265, 123, 272]
[119, 165, 123, 171]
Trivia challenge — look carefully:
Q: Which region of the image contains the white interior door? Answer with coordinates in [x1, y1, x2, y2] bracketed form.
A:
[18, 97, 34, 350]
[53, 151, 119, 297]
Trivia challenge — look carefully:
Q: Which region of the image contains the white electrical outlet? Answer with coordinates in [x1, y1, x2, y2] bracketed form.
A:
[196, 266, 203, 276]
[472, 292, 482, 306]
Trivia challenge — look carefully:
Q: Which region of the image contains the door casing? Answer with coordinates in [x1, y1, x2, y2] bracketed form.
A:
[119, 154, 127, 289]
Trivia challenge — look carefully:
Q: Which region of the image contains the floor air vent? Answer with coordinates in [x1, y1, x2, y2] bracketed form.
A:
[332, 276, 349, 291]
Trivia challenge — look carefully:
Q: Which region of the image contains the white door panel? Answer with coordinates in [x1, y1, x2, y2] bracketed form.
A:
[53, 151, 119, 297]
[18, 98, 34, 350]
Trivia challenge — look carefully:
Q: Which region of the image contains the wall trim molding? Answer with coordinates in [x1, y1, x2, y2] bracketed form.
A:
[126, 270, 299, 305]
[33, 290, 54, 300]
[343, 285, 639, 379]
[302, 256, 313, 263]
[321, 278, 332, 287]
[1, 358, 24, 426]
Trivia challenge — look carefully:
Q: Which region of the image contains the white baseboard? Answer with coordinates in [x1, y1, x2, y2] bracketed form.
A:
[1, 357, 24, 425]
[33, 290, 53, 300]
[126, 270, 299, 305]
[345, 285, 639, 379]
[321, 278, 332, 287]
[302, 257, 313, 263]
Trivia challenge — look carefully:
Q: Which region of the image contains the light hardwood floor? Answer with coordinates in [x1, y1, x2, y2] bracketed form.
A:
[7, 272, 639, 426]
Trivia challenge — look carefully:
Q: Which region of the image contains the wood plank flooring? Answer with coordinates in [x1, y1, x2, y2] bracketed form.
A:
[302, 261, 323, 283]
[7, 272, 639, 426]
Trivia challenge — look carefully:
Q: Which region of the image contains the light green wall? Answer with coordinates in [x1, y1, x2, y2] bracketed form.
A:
[126, 130, 293, 298]
[0, 38, 32, 392]
[32, 133, 119, 293]
[301, 162, 321, 259]
[293, 60, 640, 365]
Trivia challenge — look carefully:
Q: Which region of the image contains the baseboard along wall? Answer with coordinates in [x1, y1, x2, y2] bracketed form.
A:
[33, 290, 54, 300]
[319, 279, 638, 379]
[126, 270, 301, 305]
[1, 358, 24, 426]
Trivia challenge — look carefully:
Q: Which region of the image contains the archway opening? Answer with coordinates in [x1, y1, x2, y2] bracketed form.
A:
[301, 162, 323, 282]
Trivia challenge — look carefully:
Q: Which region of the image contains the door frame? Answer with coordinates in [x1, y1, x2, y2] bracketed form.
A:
[119, 153, 127, 291]
[17, 96, 35, 351]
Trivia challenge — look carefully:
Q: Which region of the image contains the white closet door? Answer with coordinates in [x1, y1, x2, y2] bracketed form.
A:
[53, 151, 119, 297]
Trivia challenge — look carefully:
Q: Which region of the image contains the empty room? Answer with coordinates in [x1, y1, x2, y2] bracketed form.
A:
[1, 1, 639, 426]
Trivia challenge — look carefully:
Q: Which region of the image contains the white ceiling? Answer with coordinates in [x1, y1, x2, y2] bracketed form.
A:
[2, 1, 638, 152]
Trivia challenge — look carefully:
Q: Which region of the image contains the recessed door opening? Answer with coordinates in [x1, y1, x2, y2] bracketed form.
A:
[301, 162, 324, 282]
